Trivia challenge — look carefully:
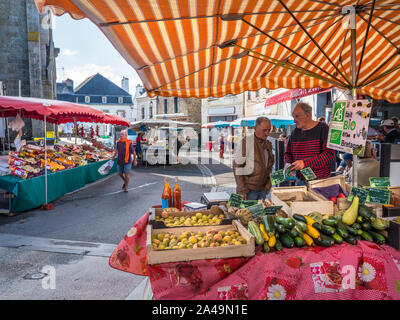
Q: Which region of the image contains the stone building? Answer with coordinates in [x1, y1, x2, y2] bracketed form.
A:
[0, 0, 58, 140]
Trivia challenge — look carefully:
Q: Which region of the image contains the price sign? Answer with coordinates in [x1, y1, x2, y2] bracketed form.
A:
[227, 193, 243, 208]
[300, 167, 317, 181]
[270, 169, 285, 186]
[239, 200, 259, 208]
[248, 203, 265, 217]
[46, 131, 55, 139]
[348, 187, 369, 204]
[367, 188, 391, 205]
[369, 177, 391, 188]
[263, 206, 283, 215]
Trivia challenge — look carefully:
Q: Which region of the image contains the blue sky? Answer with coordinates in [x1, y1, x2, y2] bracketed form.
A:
[53, 14, 142, 94]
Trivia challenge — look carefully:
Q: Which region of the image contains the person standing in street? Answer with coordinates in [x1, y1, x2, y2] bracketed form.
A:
[115, 130, 137, 192]
[219, 133, 225, 159]
[233, 117, 274, 200]
[285, 102, 335, 186]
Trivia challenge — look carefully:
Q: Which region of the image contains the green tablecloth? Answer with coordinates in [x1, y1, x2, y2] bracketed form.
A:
[0, 159, 117, 213]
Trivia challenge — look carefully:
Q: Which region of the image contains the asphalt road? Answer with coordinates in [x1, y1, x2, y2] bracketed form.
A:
[0, 153, 235, 300]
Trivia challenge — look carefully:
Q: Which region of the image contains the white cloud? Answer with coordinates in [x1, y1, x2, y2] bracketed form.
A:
[62, 48, 78, 57]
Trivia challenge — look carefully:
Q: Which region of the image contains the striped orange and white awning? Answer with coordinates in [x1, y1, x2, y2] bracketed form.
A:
[36, 0, 400, 102]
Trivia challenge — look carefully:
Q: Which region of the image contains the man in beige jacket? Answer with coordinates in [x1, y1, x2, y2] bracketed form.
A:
[233, 117, 274, 200]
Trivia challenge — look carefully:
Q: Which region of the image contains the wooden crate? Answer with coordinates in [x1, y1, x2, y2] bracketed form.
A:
[146, 220, 255, 265]
[148, 207, 232, 229]
[308, 176, 352, 212]
[389, 187, 400, 207]
[271, 186, 334, 217]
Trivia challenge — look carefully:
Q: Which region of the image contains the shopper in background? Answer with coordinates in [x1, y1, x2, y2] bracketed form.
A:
[115, 130, 137, 192]
[219, 133, 225, 159]
[233, 117, 274, 200]
[378, 119, 400, 143]
[392, 116, 400, 132]
[285, 102, 335, 185]
[135, 132, 147, 160]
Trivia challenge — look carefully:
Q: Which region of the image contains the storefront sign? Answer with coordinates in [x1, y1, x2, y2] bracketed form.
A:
[327, 100, 372, 156]
[264, 88, 330, 107]
[369, 177, 391, 188]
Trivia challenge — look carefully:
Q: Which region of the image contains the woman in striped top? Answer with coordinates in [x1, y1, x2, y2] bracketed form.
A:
[284, 102, 335, 185]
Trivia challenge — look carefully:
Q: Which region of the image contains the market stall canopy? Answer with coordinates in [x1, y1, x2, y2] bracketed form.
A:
[230, 115, 295, 128]
[201, 120, 231, 128]
[37, 1, 400, 102]
[97, 113, 130, 126]
[0, 96, 104, 124]
[130, 119, 199, 130]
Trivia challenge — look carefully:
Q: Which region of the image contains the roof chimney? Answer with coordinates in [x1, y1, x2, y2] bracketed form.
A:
[121, 76, 129, 93]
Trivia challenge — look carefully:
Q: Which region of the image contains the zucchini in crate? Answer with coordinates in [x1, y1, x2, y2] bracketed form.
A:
[275, 216, 295, 229]
[248, 221, 264, 245]
[262, 215, 275, 238]
[280, 233, 294, 248]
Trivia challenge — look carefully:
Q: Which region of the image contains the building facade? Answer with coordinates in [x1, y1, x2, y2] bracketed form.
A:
[57, 73, 134, 135]
[0, 0, 59, 140]
[135, 84, 202, 124]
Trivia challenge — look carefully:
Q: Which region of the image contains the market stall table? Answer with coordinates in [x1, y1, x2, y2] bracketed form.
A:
[0, 159, 117, 214]
[109, 211, 400, 300]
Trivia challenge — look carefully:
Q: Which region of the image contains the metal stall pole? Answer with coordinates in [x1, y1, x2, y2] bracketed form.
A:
[44, 115, 48, 206]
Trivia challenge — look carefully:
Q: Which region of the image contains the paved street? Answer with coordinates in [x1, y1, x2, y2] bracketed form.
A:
[0, 153, 236, 300]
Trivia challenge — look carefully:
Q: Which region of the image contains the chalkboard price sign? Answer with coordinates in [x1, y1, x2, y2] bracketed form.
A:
[348, 187, 369, 204]
[263, 206, 283, 215]
[248, 203, 265, 217]
[369, 177, 391, 188]
[300, 167, 317, 181]
[270, 169, 286, 186]
[367, 188, 391, 205]
[227, 193, 243, 208]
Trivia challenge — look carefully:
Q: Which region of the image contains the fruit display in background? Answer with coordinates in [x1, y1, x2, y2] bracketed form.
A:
[156, 211, 226, 227]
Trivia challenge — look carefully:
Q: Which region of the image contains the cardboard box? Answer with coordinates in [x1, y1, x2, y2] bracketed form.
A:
[148, 206, 232, 229]
[271, 186, 334, 216]
[308, 176, 352, 212]
[146, 220, 255, 265]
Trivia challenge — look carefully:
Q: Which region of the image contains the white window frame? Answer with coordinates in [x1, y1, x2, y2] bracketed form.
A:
[118, 97, 123, 104]
[85, 96, 90, 103]
[102, 96, 107, 103]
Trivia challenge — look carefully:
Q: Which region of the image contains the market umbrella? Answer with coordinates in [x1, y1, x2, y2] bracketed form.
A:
[130, 119, 199, 130]
[201, 120, 231, 128]
[37, 0, 400, 102]
[97, 113, 130, 127]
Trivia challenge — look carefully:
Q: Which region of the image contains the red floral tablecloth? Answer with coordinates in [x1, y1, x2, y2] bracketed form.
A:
[109, 212, 400, 300]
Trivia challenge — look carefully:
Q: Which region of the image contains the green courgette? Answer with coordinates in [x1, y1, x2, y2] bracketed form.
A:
[344, 235, 357, 245]
[356, 216, 364, 223]
[276, 223, 286, 234]
[312, 222, 322, 231]
[280, 233, 294, 248]
[262, 215, 275, 237]
[293, 214, 308, 224]
[336, 225, 349, 239]
[295, 220, 308, 233]
[351, 223, 362, 230]
[361, 221, 371, 231]
[315, 237, 334, 247]
[275, 216, 295, 229]
[331, 232, 343, 244]
[294, 236, 306, 247]
[346, 225, 362, 236]
[263, 242, 271, 253]
[360, 231, 374, 242]
[369, 230, 386, 244]
[320, 224, 336, 236]
[289, 227, 300, 238]
[322, 218, 338, 227]
[274, 239, 283, 251]
[248, 221, 264, 245]
[358, 204, 376, 219]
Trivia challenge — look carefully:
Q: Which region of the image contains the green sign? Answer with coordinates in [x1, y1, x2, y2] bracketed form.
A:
[263, 206, 283, 215]
[270, 169, 285, 186]
[300, 167, 317, 181]
[239, 200, 259, 208]
[248, 203, 265, 217]
[367, 188, 391, 205]
[227, 193, 243, 208]
[348, 187, 369, 204]
[369, 177, 391, 188]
